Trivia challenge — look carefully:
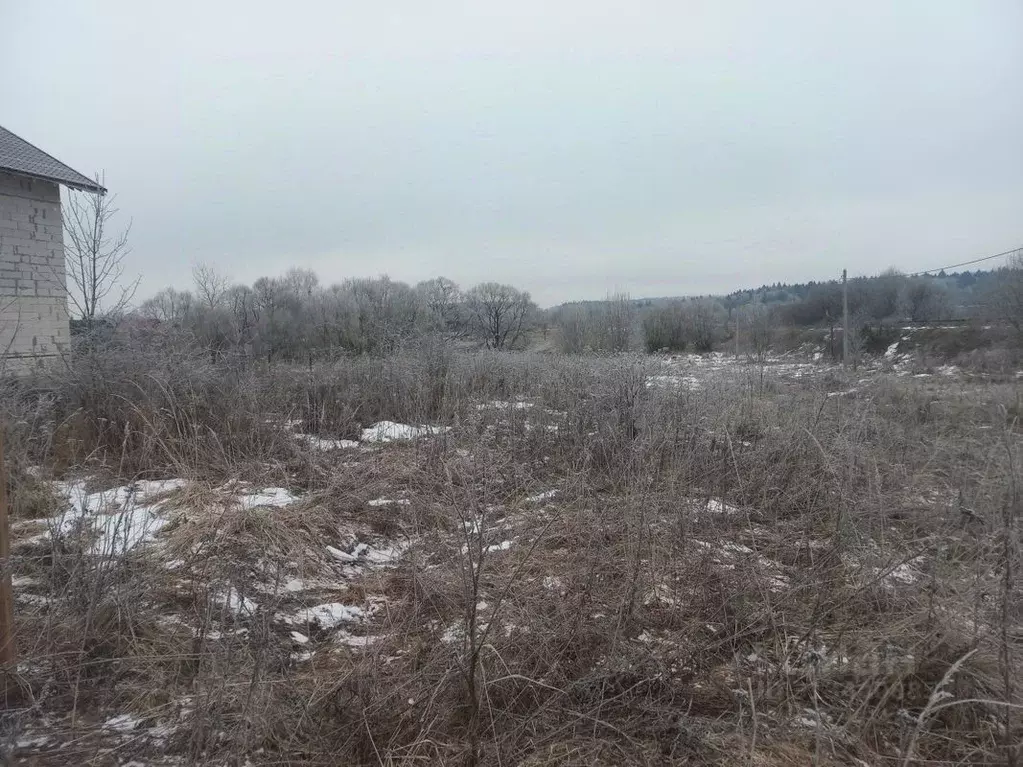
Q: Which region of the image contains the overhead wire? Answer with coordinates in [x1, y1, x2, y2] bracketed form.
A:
[905, 246, 1021, 277]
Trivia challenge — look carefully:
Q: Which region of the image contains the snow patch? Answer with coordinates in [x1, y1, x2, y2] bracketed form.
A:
[703, 499, 740, 515]
[47, 478, 188, 556]
[328, 539, 410, 569]
[287, 602, 365, 629]
[298, 434, 360, 451]
[362, 542, 409, 564]
[441, 623, 467, 644]
[16, 593, 51, 606]
[335, 631, 381, 648]
[239, 487, 300, 509]
[368, 497, 411, 507]
[214, 586, 258, 616]
[478, 400, 534, 411]
[526, 489, 558, 504]
[879, 557, 925, 588]
[104, 713, 141, 733]
[646, 374, 701, 391]
[543, 575, 567, 595]
[360, 421, 450, 443]
[826, 389, 858, 398]
[15, 735, 52, 749]
[692, 539, 789, 590]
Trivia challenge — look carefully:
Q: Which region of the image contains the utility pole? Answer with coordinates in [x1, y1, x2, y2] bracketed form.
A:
[842, 268, 849, 369]
[0, 427, 14, 667]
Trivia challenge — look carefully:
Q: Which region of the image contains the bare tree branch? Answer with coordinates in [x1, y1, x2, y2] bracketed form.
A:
[62, 172, 137, 327]
[465, 282, 535, 349]
[192, 262, 231, 309]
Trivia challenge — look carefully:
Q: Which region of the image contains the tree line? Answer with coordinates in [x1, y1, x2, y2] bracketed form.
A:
[49, 181, 1023, 363]
[136, 269, 536, 362]
[104, 257, 1020, 362]
[551, 262, 1023, 355]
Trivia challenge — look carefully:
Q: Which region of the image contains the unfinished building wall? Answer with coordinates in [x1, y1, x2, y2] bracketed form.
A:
[0, 170, 69, 374]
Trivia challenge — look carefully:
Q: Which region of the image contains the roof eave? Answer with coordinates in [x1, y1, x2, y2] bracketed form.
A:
[8, 169, 107, 195]
[0, 125, 107, 194]
[63, 176, 107, 195]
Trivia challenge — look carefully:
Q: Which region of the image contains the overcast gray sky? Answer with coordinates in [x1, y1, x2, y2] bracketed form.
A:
[4, 1, 1022, 306]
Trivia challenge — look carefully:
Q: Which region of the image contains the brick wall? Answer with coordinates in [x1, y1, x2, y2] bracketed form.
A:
[0, 170, 70, 374]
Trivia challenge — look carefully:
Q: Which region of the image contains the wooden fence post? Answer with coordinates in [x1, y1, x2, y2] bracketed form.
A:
[0, 426, 14, 666]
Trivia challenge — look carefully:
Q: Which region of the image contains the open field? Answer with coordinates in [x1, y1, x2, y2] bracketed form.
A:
[2, 347, 1021, 766]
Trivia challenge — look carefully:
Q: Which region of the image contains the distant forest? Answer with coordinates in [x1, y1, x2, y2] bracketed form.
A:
[70, 259, 1022, 361]
[551, 265, 1019, 354]
[562, 268, 999, 323]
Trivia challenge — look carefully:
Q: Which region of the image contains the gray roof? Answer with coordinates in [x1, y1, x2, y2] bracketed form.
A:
[0, 125, 105, 193]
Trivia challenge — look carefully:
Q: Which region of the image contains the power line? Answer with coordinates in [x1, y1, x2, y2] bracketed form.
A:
[726, 243, 1021, 297]
[906, 246, 1021, 277]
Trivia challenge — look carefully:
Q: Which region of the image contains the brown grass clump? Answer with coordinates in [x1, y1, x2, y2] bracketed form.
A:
[1, 347, 1020, 765]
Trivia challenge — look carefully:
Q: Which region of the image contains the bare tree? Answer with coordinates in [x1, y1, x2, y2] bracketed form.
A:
[744, 301, 775, 363]
[347, 276, 423, 353]
[557, 305, 589, 353]
[900, 278, 950, 323]
[139, 287, 194, 325]
[993, 250, 1023, 336]
[597, 292, 636, 352]
[642, 301, 688, 352]
[684, 298, 726, 352]
[417, 277, 467, 338]
[557, 293, 636, 353]
[225, 284, 257, 349]
[845, 308, 873, 369]
[192, 263, 231, 309]
[869, 268, 904, 321]
[465, 282, 534, 349]
[282, 268, 319, 298]
[251, 276, 288, 362]
[62, 175, 137, 327]
[189, 265, 237, 360]
[642, 298, 724, 354]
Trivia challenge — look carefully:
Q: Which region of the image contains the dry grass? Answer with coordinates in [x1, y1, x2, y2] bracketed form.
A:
[0, 346, 1020, 765]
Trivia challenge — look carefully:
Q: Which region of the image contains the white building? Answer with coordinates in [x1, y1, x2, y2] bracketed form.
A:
[0, 125, 104, 373]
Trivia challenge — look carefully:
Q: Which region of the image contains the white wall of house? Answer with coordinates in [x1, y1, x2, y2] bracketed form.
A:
[0, 170, 69, 373]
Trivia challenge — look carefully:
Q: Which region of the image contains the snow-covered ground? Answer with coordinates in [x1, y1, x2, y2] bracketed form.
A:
[644, 348, 996, 396]
[646, 352, 825, 391]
